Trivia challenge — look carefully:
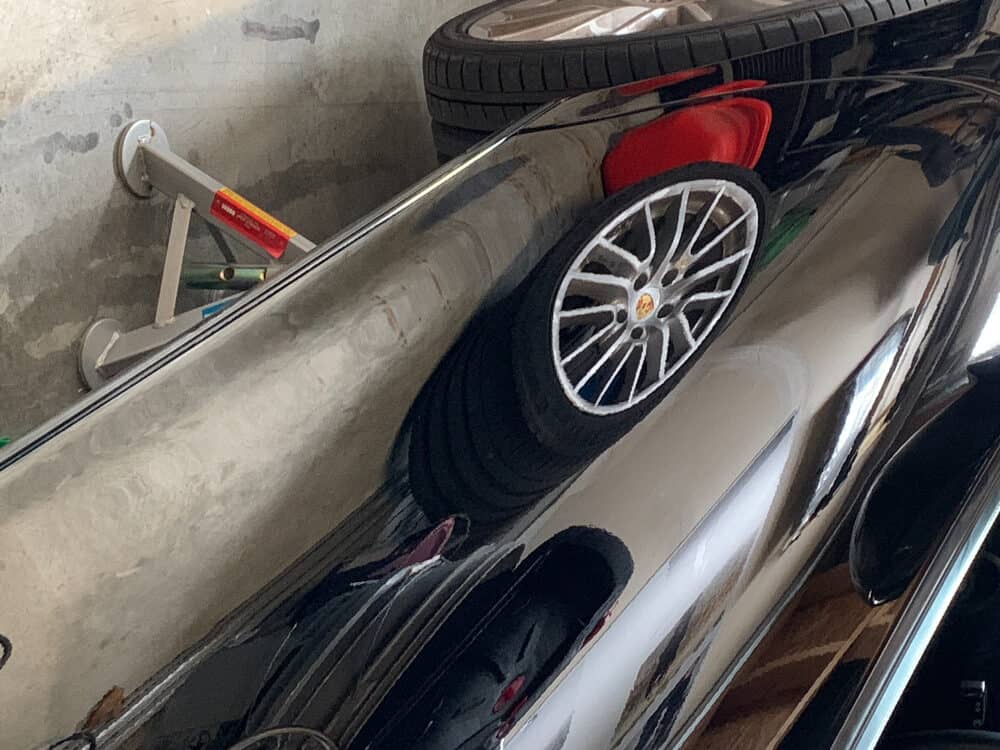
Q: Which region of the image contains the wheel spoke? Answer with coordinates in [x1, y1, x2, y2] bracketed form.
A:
[668, 313, 696, 355]
[470, 0, 718, 41]
[558, 303, 618, 327]
[679, 289, 731, 310]
[609, 7, 661, 35]
[596, 344, 634, 405]
[647, 325, 670, 380]
[652, 187, 689, 280]
[676, 248, 750, 292]
[566, 271, 632, 303]
[627, 342, 647, 404]
[561, 319, 621, 366]
[679, 188, 724, 261]
[478, 2, 610, 41]
[660, 326, 671, 377]
[593, 238, 642, 276]
[690, 208, 750, 259]
[575, 331, 630, 392]
[643, 200, 657, 266]
[683, 3, 713, 22]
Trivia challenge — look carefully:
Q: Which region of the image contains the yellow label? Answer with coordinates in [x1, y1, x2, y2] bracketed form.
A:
[217, 187, 296, 239]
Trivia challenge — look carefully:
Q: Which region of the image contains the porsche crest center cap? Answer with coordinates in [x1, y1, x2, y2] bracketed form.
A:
[635, 292, 655, 320]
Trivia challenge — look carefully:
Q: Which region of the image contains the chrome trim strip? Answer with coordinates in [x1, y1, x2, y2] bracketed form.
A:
[831, 440, 1000, 750]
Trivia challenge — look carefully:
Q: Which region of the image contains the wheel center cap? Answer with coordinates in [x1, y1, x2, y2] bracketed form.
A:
[635, 291, 657, 321]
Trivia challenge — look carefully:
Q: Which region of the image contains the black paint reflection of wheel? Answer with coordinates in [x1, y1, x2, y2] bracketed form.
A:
[512, 162, 767, 457]
[385, 594, 576, 750]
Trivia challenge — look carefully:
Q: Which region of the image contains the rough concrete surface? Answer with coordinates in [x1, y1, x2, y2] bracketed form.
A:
[0, 113, 608, 746]
[0, 0, 475, 442]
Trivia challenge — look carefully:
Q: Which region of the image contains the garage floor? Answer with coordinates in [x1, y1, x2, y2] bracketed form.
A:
[0, 0, 476, 444]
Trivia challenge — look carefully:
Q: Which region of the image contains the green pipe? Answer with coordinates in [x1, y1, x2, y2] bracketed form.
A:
[183, 264, 268, 291]
[758, 209, 814, 270]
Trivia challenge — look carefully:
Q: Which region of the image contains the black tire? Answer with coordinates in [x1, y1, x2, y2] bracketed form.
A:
[431, 120, 490, 162]
[413, 332, 530, 528]
[408, 306, 590, 528]
[407, 361, 461, 523]
[511, 162, 769, 458]
[423, 0, 943, 135]
[473, 311, 590, 486]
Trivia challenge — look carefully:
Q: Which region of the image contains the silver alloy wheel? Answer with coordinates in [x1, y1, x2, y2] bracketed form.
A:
[467, 0, 789, 41]
[551, 177, 758, 415]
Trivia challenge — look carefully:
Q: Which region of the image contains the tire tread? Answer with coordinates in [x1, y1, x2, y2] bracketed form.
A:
[422, 0, 956, 135]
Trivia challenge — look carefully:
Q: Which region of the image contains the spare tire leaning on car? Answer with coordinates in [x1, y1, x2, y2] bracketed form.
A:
[408, 162, 767, 528]
[423, 0, 959, 160]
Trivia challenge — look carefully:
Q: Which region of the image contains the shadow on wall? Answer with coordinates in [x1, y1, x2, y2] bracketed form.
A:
[0, 0, 469, 441]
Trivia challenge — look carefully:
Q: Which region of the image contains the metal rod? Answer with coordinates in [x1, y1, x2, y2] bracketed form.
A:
[80, 120, 321, 391]
[207, 222, 238, 264]
[156, 194, 194, 327]
[140, 140, 316, 260]
[119, 300, 236, 371]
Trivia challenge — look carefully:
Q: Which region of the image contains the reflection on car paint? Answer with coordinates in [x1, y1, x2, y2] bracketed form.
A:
[507, 421, 793, 748]
[16, 10, 1000, 750]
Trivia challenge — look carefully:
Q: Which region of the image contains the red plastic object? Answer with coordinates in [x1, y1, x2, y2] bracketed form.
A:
[496, 696, 529, 739]
[583, 608, 612, 645]
[602, 80, 772, 195]
[210, 187, 297, 259]
[374, 516, 456, 576]
[493, 674, 526, 714]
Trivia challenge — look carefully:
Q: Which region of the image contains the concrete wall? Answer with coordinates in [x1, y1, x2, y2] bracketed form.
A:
[0, 0, 473, 442]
